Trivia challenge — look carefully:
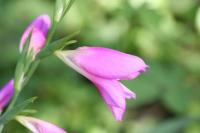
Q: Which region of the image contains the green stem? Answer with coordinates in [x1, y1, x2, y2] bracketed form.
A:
[45, 21, 58, 47]
[0, 61, 39, 133]
[0, 87, 20, 133]
[0, 112, 2, 133]
[22, 60, 40, 88]
[0, 5, 62, 133]
[0, 125, 3, 133]
[6, 90, 20, 111]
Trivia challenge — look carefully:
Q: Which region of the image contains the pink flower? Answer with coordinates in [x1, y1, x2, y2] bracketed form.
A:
[19, 15, 51, 54]
[16, 116, 67, 133]
[0, 80, 14, 112]
[56, 47, 148, 121]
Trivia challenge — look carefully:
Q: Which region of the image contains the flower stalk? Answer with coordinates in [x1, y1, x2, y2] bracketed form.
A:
[0, 1, 76, 132]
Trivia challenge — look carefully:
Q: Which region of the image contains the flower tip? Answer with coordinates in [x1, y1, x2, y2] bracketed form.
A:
[127, 92, 136, 99]
[19, 14, 52, 54]
[138, 64, 149, 73]
[55, 51, 66, 58]
[116, 115, 123, 122]
[111, 106, 125, 121]
[38, 14, 51, 28]
[115, 112, 124, 122]
[16, 116, 67, 133]
[144, 65, 150, 71]
[9, 79, 14, 86]
[0, 79, 14, 110]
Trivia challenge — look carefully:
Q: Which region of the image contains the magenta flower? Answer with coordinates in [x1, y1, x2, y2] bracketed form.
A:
[19, 15, 51, 54]
[0, 80, 14, 112]
[56, 47, 148, 121]
[16, 116, 67, 133]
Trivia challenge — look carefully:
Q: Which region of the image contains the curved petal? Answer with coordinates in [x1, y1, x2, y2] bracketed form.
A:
[110, 106, 125, 121]
[16, 116, 67, 133]
[19, 15, 51, 53]
[94, 78, 126, 108]
[56, 50, 136, 121]
[29, 28, 47, 53]
[91, 77, 127, 121]
[70, 47, 148, 80]
[120, 83, 136, 99]
[0, 80, 14, 111]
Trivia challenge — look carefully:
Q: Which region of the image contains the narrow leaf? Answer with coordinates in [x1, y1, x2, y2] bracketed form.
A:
[196, 7, 200, 34]
[148, 117, 199, 133]
[54, 0, 64, 22]
[0, 97, 37, 125]
[18, 109, 37, 115]
[37, 31, 79, 58]
[63, 0, 75, 16]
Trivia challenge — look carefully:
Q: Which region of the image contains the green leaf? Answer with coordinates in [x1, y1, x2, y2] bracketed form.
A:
[15, 32, 33, 91]
[148, 117, 199, 133]
[37, 31, 79, 59]
[53, 0, 75, 22]
[162, 87, 193, 114]
[14, 61, 25, 91]
[196, 8, 200, 34]
[18, 109, 37, 115]
[63, 0, 76, 18]
[0, 97, 37, 125]
[54, 0, 64, 22]
[22, 59, 40, 87]
[20, 32, 32, 57]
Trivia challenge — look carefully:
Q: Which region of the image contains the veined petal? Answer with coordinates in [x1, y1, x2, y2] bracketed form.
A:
[0, 80, 14, 112]
[19, 15, 51, 54]
[122, 71, 141, 80]
[16, 116, 67, 133]
[69, 47, 148, 80]
[110, 106, 125, 121]
[29, 28, 47, 54]
[93, 78, 126, 109]
[56, 50, 137, 121]
[91, 77, 128, 121]
[120, 83, 136, 99]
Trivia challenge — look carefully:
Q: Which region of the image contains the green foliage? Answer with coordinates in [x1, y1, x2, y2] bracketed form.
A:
[0, 97, 37, 125]
[0, 0, 200, 133]
[148, 117, 199, 133]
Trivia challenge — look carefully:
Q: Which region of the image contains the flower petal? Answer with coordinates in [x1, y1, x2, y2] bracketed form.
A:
[19, 15, 51, 53]
[0, 80, 14, 112]
[56, 50, 137, 121]
[93, 78, 126, 108]
[120, 83, 136, 99]
[69, 47, 148, 80]
[91, 77, 127, 121]
[110, 106, 124, 121]
[16, 116, 67, 133]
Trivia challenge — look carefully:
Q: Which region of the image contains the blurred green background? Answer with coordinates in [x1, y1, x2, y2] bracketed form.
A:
[0, 0, 200, 133]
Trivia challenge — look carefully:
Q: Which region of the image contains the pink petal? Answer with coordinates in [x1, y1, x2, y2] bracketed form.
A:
[123, 71, 141, 80]
[56, 50, 137, 121]
[120, 83, 136, 99]
[91, 76, 126, 121]
[92, 77, 126, 108]
[19, 15, 51, 54]
[29, 28, 47, 53]
[110, 106, 125, 121]
[0, 80, 14, 111]
[70, 47, 148, 80]
[16, 116, 67, 133]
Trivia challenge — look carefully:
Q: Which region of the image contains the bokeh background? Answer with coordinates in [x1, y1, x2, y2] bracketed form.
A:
[0, 0, 200, 133]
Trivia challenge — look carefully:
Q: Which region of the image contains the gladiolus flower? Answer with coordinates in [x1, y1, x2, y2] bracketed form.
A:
[56, 47, 148, 121]
[16, 116, 67, 133]
[0, 80, 14, 112]
[19, 15, 51, 54]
